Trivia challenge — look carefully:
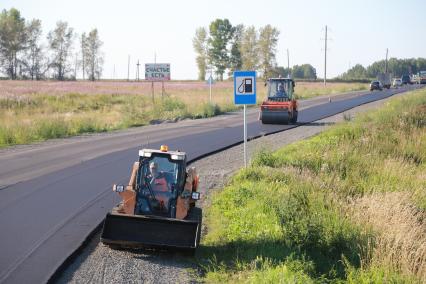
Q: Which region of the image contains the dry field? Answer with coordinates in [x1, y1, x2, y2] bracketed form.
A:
[0, 80, 367, 101]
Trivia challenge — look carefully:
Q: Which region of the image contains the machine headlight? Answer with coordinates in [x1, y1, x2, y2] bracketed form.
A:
[139, 150, 152, 157]
[171, 154, 185, 160]
[191, 192, 200, 200]
[113, 184, 125, 192]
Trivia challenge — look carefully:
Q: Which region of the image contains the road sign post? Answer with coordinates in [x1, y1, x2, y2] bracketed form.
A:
[207, 72, 214, 103]
[234, 71, 256, 167]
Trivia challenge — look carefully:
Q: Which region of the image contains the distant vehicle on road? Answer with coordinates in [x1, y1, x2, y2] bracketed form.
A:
[401, 75, 411, 85]
[417, 71, 426, 84]
[392, 78, 402, 88]
[377, 73, 391, 89]
[370, 80, 383, 91]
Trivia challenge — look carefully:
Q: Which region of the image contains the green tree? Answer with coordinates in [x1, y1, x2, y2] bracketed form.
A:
[339, 57, 426, 79]
[271, 66, 291, 78]
[292, 64, 316, 79]
[0, 8, 27, 79]
[366, 60, 386, 78]
[193, 27, 208, 80]
[228, 24, 244, 76]
[23, 19, 46, 80]
[341, 64, 367, 80]
[48, 21, 74, 80]
[415, 58, 426, 73]
[240, 26, 259, 71]
[82, 29, 103, 81]
[80, 33, 86, 80]
[258, 25, 280, 79]
[208, 18, 233, 80]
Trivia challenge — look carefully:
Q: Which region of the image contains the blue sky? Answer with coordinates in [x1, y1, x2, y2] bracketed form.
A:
[1, 0, 424, 79]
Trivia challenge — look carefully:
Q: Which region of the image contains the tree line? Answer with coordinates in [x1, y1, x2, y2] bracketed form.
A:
[193, 19, 318, 81]
[0, 8, 103, 80]
[340, 58, 426, 80]
[272, 64, 317, 80]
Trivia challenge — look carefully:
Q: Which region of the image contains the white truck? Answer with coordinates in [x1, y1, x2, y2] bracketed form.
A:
[417, 71, 426, 84]
[377, 73, 392, 89]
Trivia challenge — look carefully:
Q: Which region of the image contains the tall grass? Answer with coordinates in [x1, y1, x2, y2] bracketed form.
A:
[198, 89, 426, 283]
[0, 93, 225, 147]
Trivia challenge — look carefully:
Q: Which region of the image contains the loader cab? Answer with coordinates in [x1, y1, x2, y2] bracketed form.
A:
[135, 148, 187, 218]
[267, 78, 295, 101]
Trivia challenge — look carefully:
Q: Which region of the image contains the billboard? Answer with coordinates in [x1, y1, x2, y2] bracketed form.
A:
[145, 63, 171, 81]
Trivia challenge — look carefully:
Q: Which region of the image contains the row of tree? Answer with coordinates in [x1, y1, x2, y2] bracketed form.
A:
[340, 58, 426, 80]
[193, 19, 280, 80]
[272, 64, 317, 80]
[0, 8, 103, 80]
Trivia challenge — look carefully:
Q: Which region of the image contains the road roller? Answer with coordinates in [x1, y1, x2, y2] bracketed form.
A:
[260, 78, 298, 124]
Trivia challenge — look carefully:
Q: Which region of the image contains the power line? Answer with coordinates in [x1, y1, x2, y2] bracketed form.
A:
[127, 55, 130, 81]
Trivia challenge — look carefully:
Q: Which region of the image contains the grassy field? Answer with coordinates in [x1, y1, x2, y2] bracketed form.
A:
[0, 80, 367, 148]
[197, 88, 426, 283]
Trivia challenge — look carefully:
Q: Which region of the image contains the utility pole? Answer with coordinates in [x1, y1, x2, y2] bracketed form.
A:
[127, 55, 130, 81]
[209, 66, 213, 103]
[324, 25, 328, 86]
[136, 60, 140, 81]
[385, 48, 388, 73]
[74, 54, 78, 79]
[113, 64, 116, 80]
[287, 49, 290, 77]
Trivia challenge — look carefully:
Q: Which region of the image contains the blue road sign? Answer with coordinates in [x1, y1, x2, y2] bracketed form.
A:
[234, 71, 256, 105]
[206, 75, 214, 84]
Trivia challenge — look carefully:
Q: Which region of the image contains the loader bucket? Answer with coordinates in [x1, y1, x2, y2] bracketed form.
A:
[100, 213, 200, 250]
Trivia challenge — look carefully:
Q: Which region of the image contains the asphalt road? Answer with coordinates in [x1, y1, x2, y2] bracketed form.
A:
[0, 85, 421, 283]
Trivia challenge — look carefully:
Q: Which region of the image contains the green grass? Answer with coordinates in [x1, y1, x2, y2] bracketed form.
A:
[197, 88, 426, 283]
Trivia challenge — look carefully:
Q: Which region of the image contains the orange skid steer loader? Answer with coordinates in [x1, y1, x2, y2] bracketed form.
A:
[100, 145, 202, 253]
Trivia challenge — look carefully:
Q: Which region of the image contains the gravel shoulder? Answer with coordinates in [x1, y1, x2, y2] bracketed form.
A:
[53, 92, 408, 284]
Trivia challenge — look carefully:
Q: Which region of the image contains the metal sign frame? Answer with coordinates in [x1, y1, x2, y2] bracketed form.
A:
[234, 71, 257, 105]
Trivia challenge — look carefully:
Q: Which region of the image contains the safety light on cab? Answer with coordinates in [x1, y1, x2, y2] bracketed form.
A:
[160, 145, 168, 152]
